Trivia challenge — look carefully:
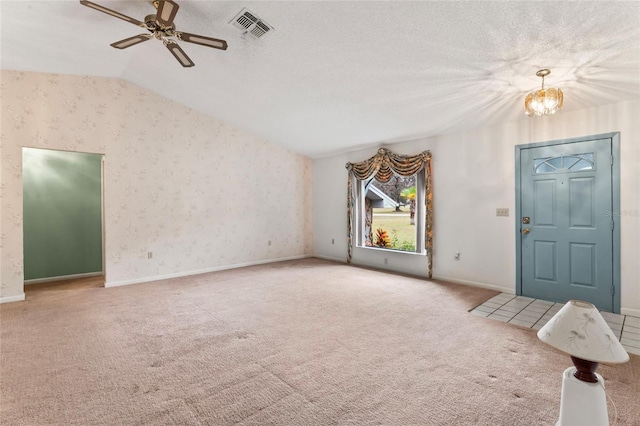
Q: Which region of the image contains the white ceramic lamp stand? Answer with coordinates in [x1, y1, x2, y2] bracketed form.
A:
[537, 300, 629, 426]
[557, 367, 607, 425]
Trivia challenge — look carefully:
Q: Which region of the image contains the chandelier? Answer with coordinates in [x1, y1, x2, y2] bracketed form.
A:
[524, 69, 563, 117]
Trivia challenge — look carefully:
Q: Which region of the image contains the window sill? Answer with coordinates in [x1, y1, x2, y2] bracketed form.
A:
[357, 246, 426, 256]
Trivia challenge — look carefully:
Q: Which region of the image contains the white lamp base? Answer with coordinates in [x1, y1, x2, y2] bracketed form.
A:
[557, 367, 608, 426]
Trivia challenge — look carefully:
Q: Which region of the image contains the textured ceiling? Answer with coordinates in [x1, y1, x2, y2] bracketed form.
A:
[2, 1, 639, 158]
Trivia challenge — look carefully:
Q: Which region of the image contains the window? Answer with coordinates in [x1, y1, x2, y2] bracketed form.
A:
[533, 153, 595, 174]
[345, 147, 432, 277]
[356, 170, 425, 253]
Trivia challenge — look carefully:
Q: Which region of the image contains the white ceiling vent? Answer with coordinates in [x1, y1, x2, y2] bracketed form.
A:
[230, 8, 274, 39]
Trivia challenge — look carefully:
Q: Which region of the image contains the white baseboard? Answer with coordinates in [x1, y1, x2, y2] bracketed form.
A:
[313, 254, 347, 263]
[621, 307, 640, 318]
[25, 272, 103, 285]
[0, 293, 26, 304]
[432, 274, 514, 294]
[105, 255, 312, 288]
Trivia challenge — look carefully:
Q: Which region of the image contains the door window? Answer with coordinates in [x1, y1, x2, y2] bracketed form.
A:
[533, 153, 594, 174]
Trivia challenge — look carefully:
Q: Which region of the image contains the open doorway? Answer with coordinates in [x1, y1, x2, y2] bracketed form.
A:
[22, 148, 105, 288]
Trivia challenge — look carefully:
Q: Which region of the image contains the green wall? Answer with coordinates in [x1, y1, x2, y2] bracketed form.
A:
[23, 148, 103, 280]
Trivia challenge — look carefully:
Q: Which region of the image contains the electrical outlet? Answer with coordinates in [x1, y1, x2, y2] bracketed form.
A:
[496, 208, 509, 217]
[384, 258, 388, 265]
[331, 238, 335, 245]
[268, 240, 271, 246]
[454, 252, 460, 261]
[147, 251, 153, 259]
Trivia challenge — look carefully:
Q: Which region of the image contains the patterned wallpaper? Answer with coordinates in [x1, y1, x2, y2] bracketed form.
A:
[0, 71, 312, 299]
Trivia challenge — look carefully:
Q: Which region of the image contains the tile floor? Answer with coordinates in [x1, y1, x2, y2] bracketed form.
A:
[471, 293, 640, 356]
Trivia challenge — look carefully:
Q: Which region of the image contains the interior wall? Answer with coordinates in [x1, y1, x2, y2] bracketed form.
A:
[23, 148, 103, 281]
[1, 70, 313, 300]
[313, 99, 640, 315]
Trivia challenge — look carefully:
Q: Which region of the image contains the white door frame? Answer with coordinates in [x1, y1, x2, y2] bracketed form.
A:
[21, 147, 107, 288]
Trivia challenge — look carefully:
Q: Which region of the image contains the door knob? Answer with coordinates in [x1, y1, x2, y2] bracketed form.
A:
[522, 228, 530, 234]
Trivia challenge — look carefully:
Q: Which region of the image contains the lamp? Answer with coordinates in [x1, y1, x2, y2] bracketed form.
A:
[525, 69, 564, 116]
[538, 300, 629, 426]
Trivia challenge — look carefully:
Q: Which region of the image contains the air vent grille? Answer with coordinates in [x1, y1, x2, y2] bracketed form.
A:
[230, 8, 273, 39]
[236, 12, 257, 29]
[251, 21, 270, 38]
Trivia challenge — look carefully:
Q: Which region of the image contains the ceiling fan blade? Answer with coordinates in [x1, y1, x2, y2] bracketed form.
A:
[164, 41, 194, 67]
[155, 0, 179, 28]
[177, 32, 228, 50]
[79, 0, 143, 26]
[110, 34, 152, 49]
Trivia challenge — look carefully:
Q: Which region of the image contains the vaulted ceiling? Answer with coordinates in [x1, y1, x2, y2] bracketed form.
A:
[2, 1, 639, 158]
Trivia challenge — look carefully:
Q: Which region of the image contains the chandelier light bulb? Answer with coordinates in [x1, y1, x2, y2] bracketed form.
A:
[525, 69, 563, 117]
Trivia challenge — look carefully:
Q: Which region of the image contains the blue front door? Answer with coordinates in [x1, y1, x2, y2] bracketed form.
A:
[519, 138, 614, 311]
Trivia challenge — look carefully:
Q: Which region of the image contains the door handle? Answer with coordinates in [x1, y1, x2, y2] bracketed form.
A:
[522, 228, 530, 234]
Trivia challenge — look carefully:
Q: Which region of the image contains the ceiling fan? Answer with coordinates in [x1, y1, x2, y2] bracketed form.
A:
[79, 0, 228, 67]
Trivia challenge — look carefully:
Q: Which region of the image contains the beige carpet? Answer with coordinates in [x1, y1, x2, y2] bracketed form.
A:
[1, 258, 638, 425]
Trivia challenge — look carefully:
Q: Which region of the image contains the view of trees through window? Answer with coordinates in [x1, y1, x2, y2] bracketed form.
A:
[364, 174, 417, 252]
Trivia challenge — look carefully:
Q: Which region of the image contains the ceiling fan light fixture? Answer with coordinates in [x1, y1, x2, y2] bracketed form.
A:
[525, 69, 563, 117]
[79, 0, 228, 68]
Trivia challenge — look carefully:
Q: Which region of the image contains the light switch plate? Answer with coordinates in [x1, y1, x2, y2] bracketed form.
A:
[496, 208, 509, 217]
